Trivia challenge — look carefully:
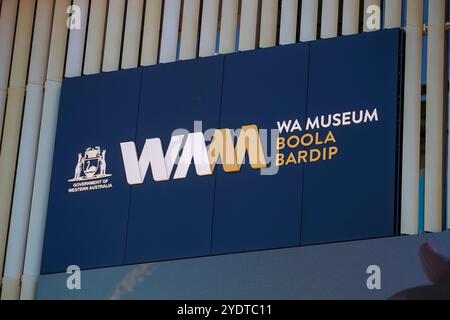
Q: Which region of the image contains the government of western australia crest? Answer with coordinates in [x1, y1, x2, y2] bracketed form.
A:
[68, 146, 113, 193]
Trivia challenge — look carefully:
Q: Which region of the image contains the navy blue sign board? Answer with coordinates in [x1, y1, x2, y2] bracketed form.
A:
[41, 29, 404, 274]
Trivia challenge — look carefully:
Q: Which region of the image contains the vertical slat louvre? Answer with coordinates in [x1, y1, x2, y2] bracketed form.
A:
[300, 0, 319, 42]
[199, 0, 219, 57]
[424, 0, 446, 232]
[239, 0, 259, 51]
[20, 0, 71, 300]
[260, 0, 279, 48]
[83, 0, 108, 74]
[384, 0, 402, 29]
[141, 0, 163, 66]
[1, 0, 54, 300]
[180, 0, 201, 59]
[122, 0, 145, 69]
[0, 0, 36, 288]
[0, 0, 19, 137]
[321, 0, 339, 39]
[65, 0, 89, 78]
[448, 75, 450, 231]
[279, 0, 298, 45]
[46, 0, 71, 82]
[401, 0, 423, 235]
[342, 0, 360, 35]
[159, 0, 182, 63]
[102, 0, 126, 72]
[0, 89, 5, 138]
[219, 0, 239, 54]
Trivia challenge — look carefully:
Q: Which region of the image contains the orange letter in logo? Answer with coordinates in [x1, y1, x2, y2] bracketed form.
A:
[208, 125, 268, 173]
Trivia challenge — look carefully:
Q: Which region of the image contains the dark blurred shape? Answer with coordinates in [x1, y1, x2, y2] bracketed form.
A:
[390, 243, 450, 300]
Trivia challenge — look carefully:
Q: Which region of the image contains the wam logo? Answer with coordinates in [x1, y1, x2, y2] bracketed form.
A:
[68, 147, 113, 193]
